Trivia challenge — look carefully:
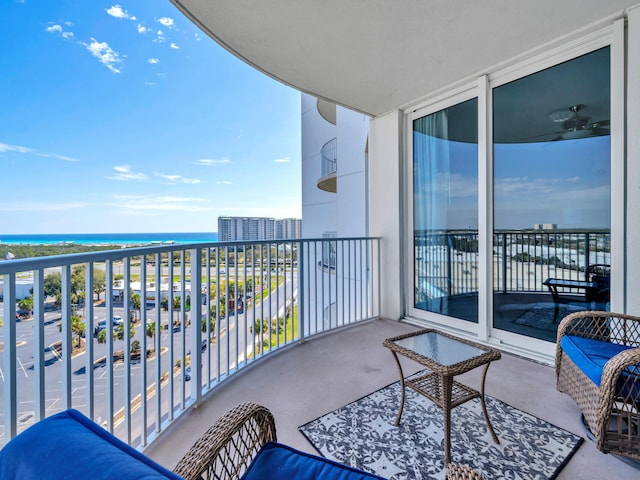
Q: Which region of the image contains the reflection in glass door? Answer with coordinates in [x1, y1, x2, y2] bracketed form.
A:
[413, 98, 478, 322]
[492, 48, 611, 342]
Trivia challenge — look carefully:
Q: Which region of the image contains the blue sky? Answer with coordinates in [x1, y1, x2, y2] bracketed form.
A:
[0, 1, 301, 234]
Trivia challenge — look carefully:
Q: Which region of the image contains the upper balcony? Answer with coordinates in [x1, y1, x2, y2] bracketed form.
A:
[317, 98, 336, 125]
[318, 137, 337, 192]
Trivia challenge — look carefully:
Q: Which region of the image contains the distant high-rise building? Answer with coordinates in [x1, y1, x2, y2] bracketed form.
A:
[533, 223, 557, 230]
[217, 216, 300, 241]
[275, 218, 302, 239]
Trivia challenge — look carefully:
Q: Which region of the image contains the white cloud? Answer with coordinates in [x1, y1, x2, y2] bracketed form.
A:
[106, 5, 136, 21]
[0, 142, 79, 162]
[47, 24, 122, 73]
[0, 142, 32, 154]
[274, 157, 291, 163]
[194, 158, 231, 166]
[46, 23, 75, 40]
[84, 39, 123, 73]
[36, 152, 79, 162]
[170, 43, 179, 49]
[145, 81, 156, 86]
[137, 24, 149, 34]
[155, 30, 166, 43]
[154, 173, 203, 184]
[194, 33, 202, 41]
[111, 194, 210, 213]
[158, 17, 175, 28]
[216, 181, 232, 185]
[46, 24, 62, 34]
[108, 165, 147, 181]
[148, 58, 160, 64]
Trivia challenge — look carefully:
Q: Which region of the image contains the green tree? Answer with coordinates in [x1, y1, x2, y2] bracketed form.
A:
[92, 269, 106, 301]
[71, 315, 85, 347]
[202, 315, 215, 341]
[210, 296, 226, 319]
[71, 265, 85, 298]
[146, 321, 156, 350]
[115, 323, 135, 342]
[96, 329, 107, 344]
[131, 293, 141, 321]
[173, 296, 181, 309]
[96, 322, 135, 344]
[44, 272, 62, 303]
[253, 318, 268, 335]
[17, 296, 34, 317]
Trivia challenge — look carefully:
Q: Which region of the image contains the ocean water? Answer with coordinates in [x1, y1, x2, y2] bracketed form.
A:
[0, 232, 218, 245]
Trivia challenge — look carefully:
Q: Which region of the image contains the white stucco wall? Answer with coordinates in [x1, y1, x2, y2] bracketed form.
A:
[301, 94, 338, 238]
[301, 93, 369, 238]
[368, 110, 403, 321]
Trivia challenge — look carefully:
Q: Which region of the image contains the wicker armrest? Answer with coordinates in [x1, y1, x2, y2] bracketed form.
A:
[556, 311, 640, 370]
[556, 311, 610, 343]
[598, 346, 640, 405]
[173, 402, 277, 480]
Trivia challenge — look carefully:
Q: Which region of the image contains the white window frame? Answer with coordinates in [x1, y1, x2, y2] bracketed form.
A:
[404, 20, 625, 360]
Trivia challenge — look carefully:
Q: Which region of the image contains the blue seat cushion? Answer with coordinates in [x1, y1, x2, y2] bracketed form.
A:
[561, 335, 635, 387]
[0, 409, 184, 480]
[240, 442, 387, 480]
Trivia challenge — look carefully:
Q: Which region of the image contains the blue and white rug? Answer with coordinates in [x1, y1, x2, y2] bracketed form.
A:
[299, 382, 582, 480]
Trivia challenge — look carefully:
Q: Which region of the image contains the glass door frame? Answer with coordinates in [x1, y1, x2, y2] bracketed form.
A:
[404, 19, 625, 357]
[406, 85, 482, 336]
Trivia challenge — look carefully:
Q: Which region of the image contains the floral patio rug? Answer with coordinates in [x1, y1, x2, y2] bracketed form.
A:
[299, 381, 582, 480]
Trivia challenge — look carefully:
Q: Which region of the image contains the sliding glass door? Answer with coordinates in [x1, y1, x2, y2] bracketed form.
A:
[413, 98, 479, 322]
[492, 47, 611, 342]
[410, 45, 614, 344]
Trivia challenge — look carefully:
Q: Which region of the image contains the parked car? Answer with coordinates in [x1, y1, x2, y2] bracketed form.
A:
[94, 316, 124, 335]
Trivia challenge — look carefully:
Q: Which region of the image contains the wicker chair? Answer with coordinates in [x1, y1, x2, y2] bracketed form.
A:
[172, 402, 483, 480]
[173, 402, 277, 480]
[556, 311, 640, 460]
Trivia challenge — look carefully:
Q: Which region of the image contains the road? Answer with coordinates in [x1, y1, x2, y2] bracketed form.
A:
[0, 271, 297, 446]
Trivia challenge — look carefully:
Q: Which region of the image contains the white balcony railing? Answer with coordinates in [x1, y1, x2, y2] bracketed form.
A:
[0, 237, 380, 450]
[321, 137, 337, 176]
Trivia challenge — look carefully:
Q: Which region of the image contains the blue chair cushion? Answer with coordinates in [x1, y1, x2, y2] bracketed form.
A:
[0, 409, 184, 480]
[240, 442, 387, 480]
[561, 335, 635, 387]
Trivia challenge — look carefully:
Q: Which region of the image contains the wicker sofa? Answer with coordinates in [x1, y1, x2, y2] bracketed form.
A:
[556, 310, 640, 460]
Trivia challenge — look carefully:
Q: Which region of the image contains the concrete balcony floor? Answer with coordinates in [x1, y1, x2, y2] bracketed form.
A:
[145, 318, 637, 479]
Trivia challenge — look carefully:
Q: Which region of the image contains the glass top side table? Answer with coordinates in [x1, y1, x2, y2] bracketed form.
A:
[383, 328, 501, 465]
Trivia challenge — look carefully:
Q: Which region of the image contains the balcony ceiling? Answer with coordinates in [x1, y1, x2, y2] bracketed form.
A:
[171, 0, 635, 118]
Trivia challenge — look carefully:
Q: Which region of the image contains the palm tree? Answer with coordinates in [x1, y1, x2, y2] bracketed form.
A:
[202, 316, 215, 343]
[131, 293, 142, 322]
[70, 316, 85, 348]
[146, 321, 156, 351]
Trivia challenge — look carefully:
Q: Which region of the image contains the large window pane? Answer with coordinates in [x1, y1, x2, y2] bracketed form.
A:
[493, 48, 611, 342]
[413, 98, 478, 322]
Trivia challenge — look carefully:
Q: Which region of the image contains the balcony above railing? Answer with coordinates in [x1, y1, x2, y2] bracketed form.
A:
[316, 98, 336, 125]
[318, 137, 337, 192]
[0, 237, 380, 451]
